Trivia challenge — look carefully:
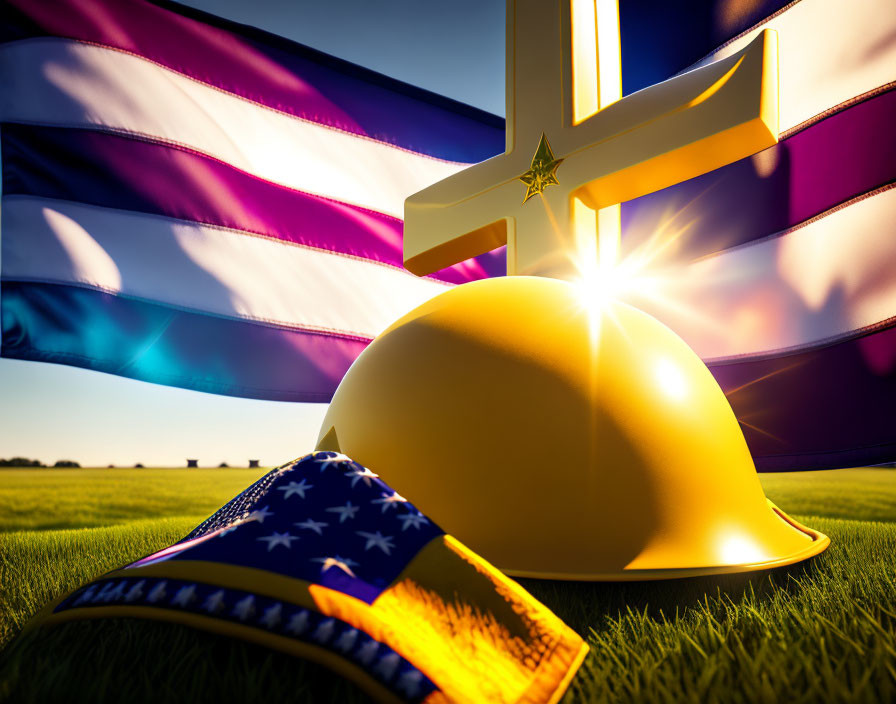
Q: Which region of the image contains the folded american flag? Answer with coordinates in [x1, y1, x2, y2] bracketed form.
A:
[37, 452, 587, 704]
[1, 0, 894, 472]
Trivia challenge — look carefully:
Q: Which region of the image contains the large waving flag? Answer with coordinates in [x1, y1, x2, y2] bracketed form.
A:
[0, 0, 506, 402]
[615, 0, 896, 470]
[1, 0, 894, 470]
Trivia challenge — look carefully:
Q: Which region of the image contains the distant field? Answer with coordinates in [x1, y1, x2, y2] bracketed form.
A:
[759, 468, 896, 523]
[2, 466, 891, 533]
[0, 468, 268, 532]
[0, 467, 894, 703]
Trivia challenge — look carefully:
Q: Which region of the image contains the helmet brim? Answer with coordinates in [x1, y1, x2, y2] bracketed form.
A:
[502, 500, 829, 581]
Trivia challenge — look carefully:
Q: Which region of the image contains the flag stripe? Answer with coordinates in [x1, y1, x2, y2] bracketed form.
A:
[622, 84, 896, 263]
[711, 320, 896, 471]
[1, 25, 891, 256]
[0, 123, 505, 285]
[4, 80, 892, 281]
[0, 281, 366, 402]
[1, 197, 449, 340]
[4, 0, 895, 220]
[4, 277, 892, 468]
[2, 0, 504, 164]
[688, 0, 896, 133]
[618, 0, 793, 94]
[5, 183, 895, 361]
[0, 38, 466, 219]
[627, 185, 896, 360]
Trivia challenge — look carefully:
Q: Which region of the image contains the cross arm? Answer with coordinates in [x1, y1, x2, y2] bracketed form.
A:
[402, 152, 529, 277]
[563, 29, 779, 211]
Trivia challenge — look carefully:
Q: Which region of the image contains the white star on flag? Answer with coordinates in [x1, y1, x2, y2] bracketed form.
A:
[345, 466, 379, 487]
[171, 584, 197, 607]
[260, 602, 283, 629]
[104, 581, 126, 602]
[371, 491, 408, 512]
[124, 580, 145, 603]
[232, 594, 256, 621]
[147, 581, 168, 604]
[257, 531, 299, 551]
[397, 670, 425, 698]
[285, 610, 310, 635]
[94, 583, 114, 602]
[294, 518, 328, 535]
[334, 628, 359, 653]
[202, 590, 226, 614]
[312, 618, 337, 644]
[277, 479, 313, 499]
[314, 452, 352, 472]
[356, 639, 380, 666]
[248, 505, 274, 523]
[312, 555, 359, 578]
[74, 586, 97, 606]
[325, 501, 360, 523]
[356, 530, 396, 555]
[397, 512, 429, 531]
[373, 652, 401, 681]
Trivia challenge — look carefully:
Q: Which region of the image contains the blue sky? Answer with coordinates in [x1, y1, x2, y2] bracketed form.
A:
[0, 0, 505, 467]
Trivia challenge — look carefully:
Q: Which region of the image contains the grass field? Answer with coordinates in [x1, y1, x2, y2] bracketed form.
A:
[0, 467, 267, 532]
[1, 467, 894, 702]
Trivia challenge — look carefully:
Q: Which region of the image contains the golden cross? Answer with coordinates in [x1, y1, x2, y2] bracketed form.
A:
[403, 0, 778, 280]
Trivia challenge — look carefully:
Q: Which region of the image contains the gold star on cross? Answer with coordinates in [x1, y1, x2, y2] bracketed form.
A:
[403, 0, 779, 281]
[519, 133, 563, 203]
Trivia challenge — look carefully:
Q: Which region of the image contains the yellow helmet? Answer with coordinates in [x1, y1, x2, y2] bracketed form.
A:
[317, 277, 828, 580]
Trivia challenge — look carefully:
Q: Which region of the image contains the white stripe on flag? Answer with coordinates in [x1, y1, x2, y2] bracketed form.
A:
[4, 188, 895, 360]
[0, 197, 450, 339]
[691, 0, 896, 132]
[626, 187, 896, 361]
[0, 39, 466, 219]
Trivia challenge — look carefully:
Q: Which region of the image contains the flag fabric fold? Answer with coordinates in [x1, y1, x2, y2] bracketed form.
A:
[616, 0, 896, 470]
[0, 0, 507, 404]
[1, 0, 895, 469]
[35, 452, 588, 704]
